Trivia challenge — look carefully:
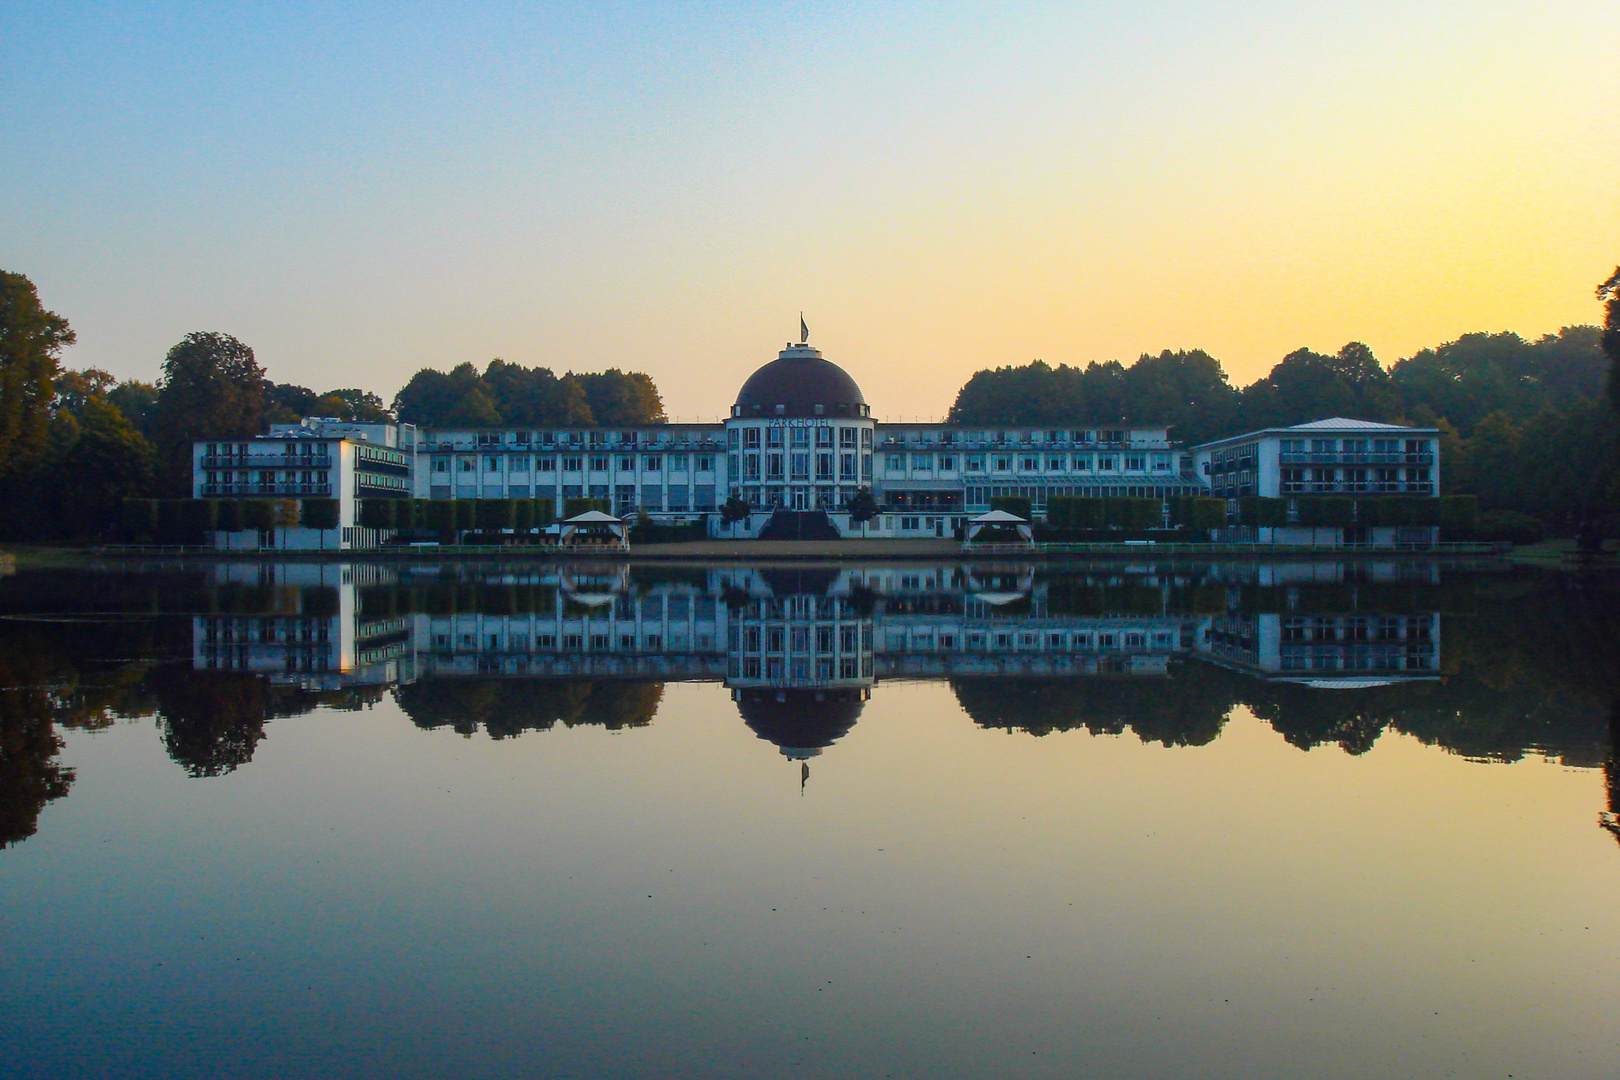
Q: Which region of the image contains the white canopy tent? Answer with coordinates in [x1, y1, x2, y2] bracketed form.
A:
[557, 510, 630, 551]
[963, 510, 1033, 548]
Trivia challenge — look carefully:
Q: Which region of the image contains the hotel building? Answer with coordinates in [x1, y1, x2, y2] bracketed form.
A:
[192, 339, 1439, 548]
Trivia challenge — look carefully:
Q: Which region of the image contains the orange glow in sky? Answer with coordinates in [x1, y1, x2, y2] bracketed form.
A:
[2, 2, 1616, 417]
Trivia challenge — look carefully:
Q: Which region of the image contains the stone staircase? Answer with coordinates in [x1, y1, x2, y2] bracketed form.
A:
[757, 509, 843, 541]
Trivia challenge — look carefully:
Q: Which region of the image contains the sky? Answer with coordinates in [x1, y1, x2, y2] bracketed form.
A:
[3, 1, 1617, 421]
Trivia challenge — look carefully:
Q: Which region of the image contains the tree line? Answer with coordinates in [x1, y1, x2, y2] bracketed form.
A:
[948, 282, 1620, 537]
[4, 265, 1616, 540]
[0, 270, 665, 541]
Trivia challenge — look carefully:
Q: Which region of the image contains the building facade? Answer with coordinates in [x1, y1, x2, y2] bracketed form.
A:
[1189, 418, 1443, 547]
[192, 340, 1441, 547]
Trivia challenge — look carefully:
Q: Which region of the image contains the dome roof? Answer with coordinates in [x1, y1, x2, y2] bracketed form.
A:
[734, 344, 867, 419]
[735, 688, 867, 758]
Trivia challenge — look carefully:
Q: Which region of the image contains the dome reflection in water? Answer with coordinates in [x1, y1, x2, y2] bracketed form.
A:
[1, 558, 1619, 1080]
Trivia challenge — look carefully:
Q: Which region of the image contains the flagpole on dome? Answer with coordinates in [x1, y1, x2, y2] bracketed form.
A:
[799, 313, 808, 344]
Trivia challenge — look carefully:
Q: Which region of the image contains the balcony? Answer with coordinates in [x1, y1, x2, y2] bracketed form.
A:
[201, 484, 332, 497]
[1280, 482, 1410, 495]
[1280, 452, 1432, 466]
[202, 453, 330, 467]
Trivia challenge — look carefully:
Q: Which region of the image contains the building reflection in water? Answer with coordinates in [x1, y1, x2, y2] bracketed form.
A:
[188, 558, 1445, 761]
[10, 556, 1620, 849]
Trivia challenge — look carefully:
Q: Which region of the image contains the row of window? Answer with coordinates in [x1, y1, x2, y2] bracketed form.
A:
[466, 430, 723, 448]
[731, 655, 868, 681]
[1278, 437, 1426, 454]
[883, 452, 1177, 474]
[735, 451, 866, 482]
[883, 428, 1138, 447]
[885, 628, 1178, 651]
[433, 631, 715, 652]
[431, 454, 717, 474]
[202, 469, 331, 484]
[733, 426, 866, 449]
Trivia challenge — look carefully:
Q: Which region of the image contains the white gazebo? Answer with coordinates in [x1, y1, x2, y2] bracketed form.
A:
[557, 510, 630, 552]
[963, 509, 1034, 549]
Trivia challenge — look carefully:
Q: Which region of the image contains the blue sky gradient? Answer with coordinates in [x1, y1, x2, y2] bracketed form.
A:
[3, 2, 1616, 418]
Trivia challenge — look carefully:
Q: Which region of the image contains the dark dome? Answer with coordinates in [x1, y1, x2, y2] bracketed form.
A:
[735, 688, 867, 758]
[734, 344, 867, 419]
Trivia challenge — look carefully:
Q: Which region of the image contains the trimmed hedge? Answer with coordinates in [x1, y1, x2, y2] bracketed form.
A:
[302, 498, 340, 531]
[989, 495, 1032, 521]
[563, 497, 611, 518]
[1166, 496, 1225, 530]
[358, 499, 398, 530]
[121, 498, 159, 541]
[1297, 497, 1354, 528]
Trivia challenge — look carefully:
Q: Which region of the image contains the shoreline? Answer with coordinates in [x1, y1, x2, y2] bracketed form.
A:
[0, 538, 1530, 567]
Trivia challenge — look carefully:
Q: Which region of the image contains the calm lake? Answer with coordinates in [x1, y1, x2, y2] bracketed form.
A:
[2, 557, 1617, 1079]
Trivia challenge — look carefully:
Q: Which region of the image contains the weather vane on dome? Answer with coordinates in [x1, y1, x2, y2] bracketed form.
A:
[799, 312, 808, 344]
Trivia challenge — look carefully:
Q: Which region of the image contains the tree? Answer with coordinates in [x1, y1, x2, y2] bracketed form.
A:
[440, 383, 502, 427]
[48, 399, 156, 539]
[302, 498, 340, 549]
[107, 380, 159, 437]
[1599, 267, 1620, 415]
[0, 271, 75, 487]
[571, 369, 666, 425]
[720, 493, 751, 534]
[315, 388, 390, 422]
[152, 332, 265, 493]
[264, 380, 319, 424]
[846, 487, 879, 537]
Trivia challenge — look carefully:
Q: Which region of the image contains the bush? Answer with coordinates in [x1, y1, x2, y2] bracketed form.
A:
[215, 499, 243, 532]
[1363, 497, 1436, 527]
[1101, 497, 1160, 530]
[990, 495, 1032, 520]
[426, 500, 459, 541]
[476, 498, 515, 532]
[121, 498, 159, 541]
[1237, 497, 1288, 528]
[1047, 495, 1103, 529]
[1476, 509, 1543, 545]
[358, 499, 397, 531]
[241, 499, 277, 533]
[1167, 496, 1224, 530]
[564, 497, 611, 518]
[302, 498, 340, 532]
[1438, 494, 1478, 535]
[1298, 497, 1353, 528]
[629, 519, 708, 543]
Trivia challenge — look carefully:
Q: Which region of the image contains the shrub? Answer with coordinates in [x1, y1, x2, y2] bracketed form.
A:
[121, 498, 159, 541]
[1438, 494, 1478, 535]
[1476, 509, 1543, 545]
[358, 499, 397, 531]
[476, 498, 515, 532]
[302, 498, 340, 532]
[990, 495, 1032, 520]
[241, 499, 277, 533]
[1167, 496, 1225, 530]
[1298, 497, 1353, 527]
[564, 497, 611, 518]
[215, 499, 243, 532]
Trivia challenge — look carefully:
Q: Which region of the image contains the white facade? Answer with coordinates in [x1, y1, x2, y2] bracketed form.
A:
[188, 350, 1443, 547]
[1190, 417, 1443, 547]
[193, 417, 414, 549]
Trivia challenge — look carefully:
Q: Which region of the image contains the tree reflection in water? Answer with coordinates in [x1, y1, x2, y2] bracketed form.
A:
[394, 679, 662, 737]
[0, 559, 1616, 850]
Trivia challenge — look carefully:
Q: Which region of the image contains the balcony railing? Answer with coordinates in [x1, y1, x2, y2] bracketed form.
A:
[202, 453, 330, 467]
[1280, 482, 1417, 495]
[1279, 452, 1432, 465]
[200, 484, 332, 497]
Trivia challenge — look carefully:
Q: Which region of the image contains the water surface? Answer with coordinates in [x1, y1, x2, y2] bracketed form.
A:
[2, 558, 1617, 1079]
